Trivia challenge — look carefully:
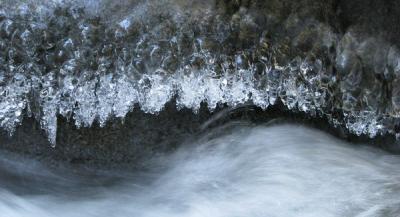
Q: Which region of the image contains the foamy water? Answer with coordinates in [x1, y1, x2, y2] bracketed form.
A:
[0, 124, 399, 217]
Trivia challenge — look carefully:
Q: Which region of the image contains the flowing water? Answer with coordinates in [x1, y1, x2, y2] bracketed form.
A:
[1, 124, 399, 217]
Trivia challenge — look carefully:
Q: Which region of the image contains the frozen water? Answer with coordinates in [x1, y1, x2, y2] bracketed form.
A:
[0, 0, 400, 144]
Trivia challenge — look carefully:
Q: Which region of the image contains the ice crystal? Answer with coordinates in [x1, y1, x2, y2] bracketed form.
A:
[1, 0, 400, 145]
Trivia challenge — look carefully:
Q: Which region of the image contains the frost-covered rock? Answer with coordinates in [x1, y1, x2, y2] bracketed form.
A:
[1, 0, 400, 145]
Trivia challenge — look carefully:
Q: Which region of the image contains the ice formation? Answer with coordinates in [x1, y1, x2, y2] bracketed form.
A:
[1, 0, 400, 145]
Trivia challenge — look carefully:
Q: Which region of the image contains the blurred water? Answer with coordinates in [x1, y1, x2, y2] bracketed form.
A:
[0, 124, 400, 217]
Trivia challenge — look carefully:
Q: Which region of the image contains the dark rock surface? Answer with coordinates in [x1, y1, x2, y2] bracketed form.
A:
[1, 100, 398, 165]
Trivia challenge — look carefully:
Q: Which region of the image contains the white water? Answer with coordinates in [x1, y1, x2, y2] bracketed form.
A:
[0, 124, 400, 217]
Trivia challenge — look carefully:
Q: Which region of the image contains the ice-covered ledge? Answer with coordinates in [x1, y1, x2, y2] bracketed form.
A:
[1, 0, 400, 147]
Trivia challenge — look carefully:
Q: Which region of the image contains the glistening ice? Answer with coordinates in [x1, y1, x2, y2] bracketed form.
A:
[1, 0, 400, 144]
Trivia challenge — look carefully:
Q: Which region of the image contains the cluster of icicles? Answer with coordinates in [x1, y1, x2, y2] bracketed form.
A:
[1, 0, 400, 145]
